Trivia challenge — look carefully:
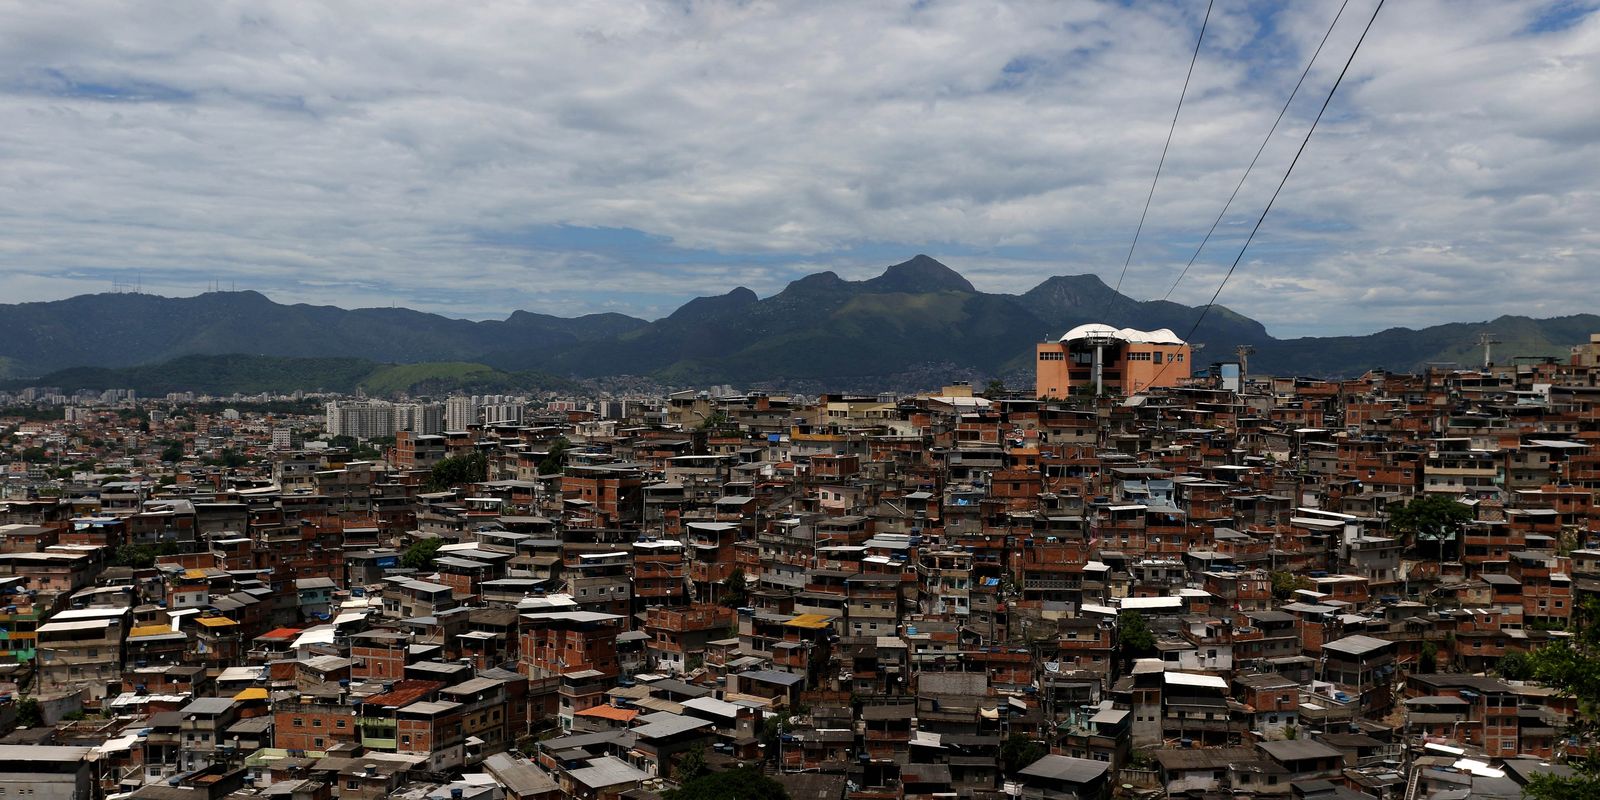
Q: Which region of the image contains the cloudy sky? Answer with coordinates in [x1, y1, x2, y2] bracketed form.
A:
[2, 0, 1597, 336]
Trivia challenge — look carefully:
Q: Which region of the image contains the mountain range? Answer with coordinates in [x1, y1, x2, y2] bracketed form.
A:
[0, 255, 1590, 394]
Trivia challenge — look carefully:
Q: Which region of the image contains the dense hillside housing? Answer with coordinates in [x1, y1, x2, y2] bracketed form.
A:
[1, 331, 1599, 800]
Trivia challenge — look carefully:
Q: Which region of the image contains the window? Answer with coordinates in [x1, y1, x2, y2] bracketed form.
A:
[347, 781, 361, 790]
[294, 717, 305, 727]
[312, 718, 323, 727]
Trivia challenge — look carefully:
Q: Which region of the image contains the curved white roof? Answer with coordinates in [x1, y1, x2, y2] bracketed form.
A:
[1059, 323, 1185, 345]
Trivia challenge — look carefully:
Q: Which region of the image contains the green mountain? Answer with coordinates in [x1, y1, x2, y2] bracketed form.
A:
[8, 354, 574, 397]
[515, 255, 1270, 386]
[0, 256, 1591, 390]
[1256, 315, 1593, 376]
[0, 291, 647, 377]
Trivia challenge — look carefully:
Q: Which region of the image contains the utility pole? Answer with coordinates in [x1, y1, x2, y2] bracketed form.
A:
[1235, 345, 1256, 387]
[1475, 332, 1502, 368]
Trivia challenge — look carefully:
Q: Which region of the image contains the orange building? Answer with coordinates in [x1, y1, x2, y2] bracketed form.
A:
[1035, 324, 1191, 398]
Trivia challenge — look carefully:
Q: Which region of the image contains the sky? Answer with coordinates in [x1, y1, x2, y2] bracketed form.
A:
[1, 0, 1597, 337]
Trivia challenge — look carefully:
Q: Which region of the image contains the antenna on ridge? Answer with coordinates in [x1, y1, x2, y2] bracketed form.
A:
[1475, 332, 1502, 369]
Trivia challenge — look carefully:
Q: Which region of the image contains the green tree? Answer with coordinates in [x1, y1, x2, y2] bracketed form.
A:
[982, 379, 1008, 399]
[696, 410, 731, 432]
[14, 697, 42, 728]
[760, 706, 807, 759]
[1528, 600, 1600, 727]
[1525, 771, 1600, 800]
[674, 744, 709, 782]
[1117, 610, 1156, 667]
[1388, 494, 1473, 551]
[204, 449, 248, 469]
[1498, 651, 1533, 681]
[1418, 641, 1438, 674]
[110, 541, 181, 569]
[721, 568, 748, 609]
[1001, 732, 1047, 774]
[538, 438, 572, 475]
[160, 441, 185, 463]
[1270, 570, 1314, 600]
[664, 767, 788, 800]
[401, 538, 445, 570]
[20, 446, 48, 463]
[427, 451, 489, 491]
[1521, 599, 1600, 800]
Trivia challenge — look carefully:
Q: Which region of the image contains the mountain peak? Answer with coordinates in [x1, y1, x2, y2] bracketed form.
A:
[864, 255, 976, 294]
[665, 286, 759, 322]
[783, 271, 847, 293]
[1021, 273, 1126, 310]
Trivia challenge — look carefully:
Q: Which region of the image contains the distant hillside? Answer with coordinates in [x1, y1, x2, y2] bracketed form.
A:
[1254, 315, 1596, 376]
[0, 291, 647, 377]
[1, 256, 1592, 390]
[6, 354, 575, 397]
[514, 255, 1272, 387]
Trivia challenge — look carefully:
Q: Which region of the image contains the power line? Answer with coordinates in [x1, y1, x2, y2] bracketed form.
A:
[1161, 0, 1352, 302]
[1112, 0, 1214, 297]
[1151, 0, 1386, 389]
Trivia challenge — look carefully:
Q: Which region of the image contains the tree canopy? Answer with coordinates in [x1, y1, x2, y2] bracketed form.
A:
[1521, 599, 1600, 800]
[720, 568, 748, 609]
[1270, 570, 1314, 600]
[538, 437, 572, 475]
[110, 541, 181, 568]
[13, 697, 43, 728]
[1388, 494, 1473, 545]
[1117, 610, 1156, 666]
[427, 451, 488, 491]
[1497, 651, 1533, 681]
[1001, 732, 1048, 775]
[663, 767, 788, 800]
[401, 538, 445, 571]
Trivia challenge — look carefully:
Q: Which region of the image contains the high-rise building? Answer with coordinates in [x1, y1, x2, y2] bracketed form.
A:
[395, 403, 445, 435]
[445, 396, 480, 431]
[325, 400, 397, 440]
[271, 427, 295, 451]
[482, 401, 523, 426]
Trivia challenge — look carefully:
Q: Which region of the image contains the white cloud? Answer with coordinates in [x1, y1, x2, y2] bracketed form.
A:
[0, 0, 1596, 337]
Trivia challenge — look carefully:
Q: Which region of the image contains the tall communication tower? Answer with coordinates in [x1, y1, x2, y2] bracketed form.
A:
[1235, 344, 1256, 385]
[1475, 332, 1502, 369]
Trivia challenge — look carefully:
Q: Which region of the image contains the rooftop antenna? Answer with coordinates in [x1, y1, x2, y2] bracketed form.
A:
[1475, 332, 1501, 369]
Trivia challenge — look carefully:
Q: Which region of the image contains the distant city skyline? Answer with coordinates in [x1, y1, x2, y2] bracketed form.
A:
[3, 1, 1597, 337]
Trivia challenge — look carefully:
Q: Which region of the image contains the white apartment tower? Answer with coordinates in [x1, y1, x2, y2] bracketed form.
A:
[396, 402, 445, 435]
[325, 400, 397, 440]
[445, 395, 480, 431]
